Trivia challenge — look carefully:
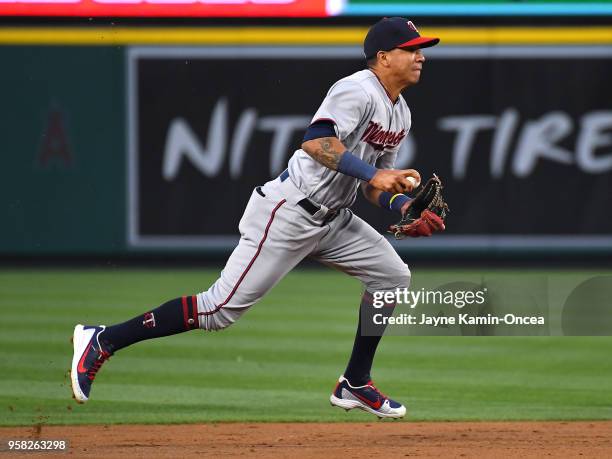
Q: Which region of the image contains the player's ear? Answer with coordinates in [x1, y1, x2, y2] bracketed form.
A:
[378, 50, 390, 68]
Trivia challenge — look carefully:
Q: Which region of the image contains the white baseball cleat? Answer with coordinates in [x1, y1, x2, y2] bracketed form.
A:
[330, 375, 406, 419]
[70, 324, 113, 403]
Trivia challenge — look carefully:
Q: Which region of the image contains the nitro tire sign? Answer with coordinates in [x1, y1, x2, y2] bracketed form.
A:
[127, 47, 612, 252]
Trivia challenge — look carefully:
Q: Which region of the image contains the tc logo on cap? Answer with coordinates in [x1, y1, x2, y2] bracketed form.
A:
[407, 21, 418, 33]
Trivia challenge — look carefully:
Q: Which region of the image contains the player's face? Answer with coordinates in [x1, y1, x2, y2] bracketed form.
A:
[388, 47, 426, 85]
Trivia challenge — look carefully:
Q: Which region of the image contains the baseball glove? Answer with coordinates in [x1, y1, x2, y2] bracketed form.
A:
[389, 174, 449, 239]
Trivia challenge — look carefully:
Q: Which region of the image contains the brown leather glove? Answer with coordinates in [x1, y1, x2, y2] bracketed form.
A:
[389, 175, 449, 239]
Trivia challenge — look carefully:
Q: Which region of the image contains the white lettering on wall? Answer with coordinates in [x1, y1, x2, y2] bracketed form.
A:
[438, 115, 497, 180]
[161, 99, 612, 181]
[163, 98, 227, 180]
[258, 115, 310, 176]
[512, 111, 573, 177]
[576, 111, 612, 173]
[440, 110, 612, 179]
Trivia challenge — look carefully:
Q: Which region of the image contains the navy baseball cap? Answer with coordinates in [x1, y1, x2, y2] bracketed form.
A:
[364, 17, 440, 60]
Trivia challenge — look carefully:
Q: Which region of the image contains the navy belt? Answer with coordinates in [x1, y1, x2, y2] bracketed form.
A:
[278, 169, 337, 224]
[298, 198, 320, 215]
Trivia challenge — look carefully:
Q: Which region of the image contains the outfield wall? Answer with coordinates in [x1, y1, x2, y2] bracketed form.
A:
[1, 46, 125, 255]
[2, 25, 611, 258]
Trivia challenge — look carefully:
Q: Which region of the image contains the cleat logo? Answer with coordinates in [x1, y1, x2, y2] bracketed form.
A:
[77, 343, 93, 373]
[353, 391, 382, 410]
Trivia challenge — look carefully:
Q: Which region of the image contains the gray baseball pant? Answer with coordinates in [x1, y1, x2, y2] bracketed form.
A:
[195, 175, 410, 331]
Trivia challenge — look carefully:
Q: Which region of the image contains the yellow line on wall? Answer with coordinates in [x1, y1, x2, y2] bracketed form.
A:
[443, 27, 612, 44]
[0, 26, 611, 45]
[2, 27, 363, 45]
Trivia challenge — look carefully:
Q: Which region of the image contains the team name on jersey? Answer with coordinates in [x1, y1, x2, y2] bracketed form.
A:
[361, 121, 406, 151]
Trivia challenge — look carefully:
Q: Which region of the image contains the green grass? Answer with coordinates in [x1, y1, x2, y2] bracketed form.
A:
[0, 268, 611, 426]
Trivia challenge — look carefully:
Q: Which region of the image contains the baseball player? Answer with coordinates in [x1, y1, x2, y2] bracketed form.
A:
[71, 17, 443, 419]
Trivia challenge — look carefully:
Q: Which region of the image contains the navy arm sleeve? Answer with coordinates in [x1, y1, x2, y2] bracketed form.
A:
[302, 120, 337, 142]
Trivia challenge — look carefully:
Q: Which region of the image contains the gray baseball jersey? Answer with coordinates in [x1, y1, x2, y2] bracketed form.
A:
[288, 69, 412, 210]
[194, 69, 412, 331]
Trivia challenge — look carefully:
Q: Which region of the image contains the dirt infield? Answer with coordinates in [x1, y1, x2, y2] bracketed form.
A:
[1, 422, 611, 458]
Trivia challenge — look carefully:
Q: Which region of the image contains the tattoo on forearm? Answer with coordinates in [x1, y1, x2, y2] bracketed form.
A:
[310, 138, 341, 170]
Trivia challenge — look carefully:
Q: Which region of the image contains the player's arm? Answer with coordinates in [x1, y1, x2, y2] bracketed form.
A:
[361, 182, 412, 216]
[301, 134, 419, 194]
[301, 135, 345, 170]
[302, 80, 419, 193]
[359, 146, 418, 215]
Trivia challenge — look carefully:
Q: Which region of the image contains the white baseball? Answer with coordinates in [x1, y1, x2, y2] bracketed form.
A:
[407, 176, 420, 188]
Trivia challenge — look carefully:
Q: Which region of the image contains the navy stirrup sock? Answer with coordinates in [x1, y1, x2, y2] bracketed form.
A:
[101, 296, 199, 352]
[344, 291, 395, 386]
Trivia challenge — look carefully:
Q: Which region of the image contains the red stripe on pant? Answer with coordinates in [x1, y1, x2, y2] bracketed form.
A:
[199, 198, 287, 317]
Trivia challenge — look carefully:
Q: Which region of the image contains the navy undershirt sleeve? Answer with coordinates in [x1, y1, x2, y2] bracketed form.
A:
[302, 120, 337, 142]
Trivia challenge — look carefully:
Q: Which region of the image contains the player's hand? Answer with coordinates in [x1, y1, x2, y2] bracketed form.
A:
[369, 169, 421, 194]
